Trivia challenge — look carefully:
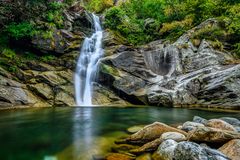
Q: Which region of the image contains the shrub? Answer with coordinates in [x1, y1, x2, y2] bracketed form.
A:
[1, 48, 16, 59]
[87, 0, 114, 13]
[104, 7, 125, 30]
[5, 22, 35, 40]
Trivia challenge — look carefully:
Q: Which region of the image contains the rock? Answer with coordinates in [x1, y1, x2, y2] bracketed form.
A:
[207, 119, 237, 132]
[103, 30, 127, 47]
[55, 91, 75, 106]
[173, 141, 229, 160]
[220, 117, 240, 127]
[182, 121, 205, 132]
[106, 153, 135, 160]
[136, 153, 152, 160]
[219, 139, 240, 160]
[100, 18, 240, 108]
[152, 139, 178, 160]
[116, 122, 187, 144]
[203, 147, 230, 160]
[161, 132, 186, 141]
[92, 83, 130, 106]
[193, 116, 208, 125]
[127, 126, 145, 134]
[130, 132, 186, 153]
[28, 83, 54, 100]
[188, 126, 240, 143]
[35, 71, 68, 87]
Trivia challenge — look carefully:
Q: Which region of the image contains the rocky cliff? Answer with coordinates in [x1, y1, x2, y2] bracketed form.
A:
[99, 19, 240, 110]
[0, 4, 240, 109]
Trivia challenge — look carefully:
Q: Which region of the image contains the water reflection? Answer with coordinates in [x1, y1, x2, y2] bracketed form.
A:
[72, 108, 93, 160]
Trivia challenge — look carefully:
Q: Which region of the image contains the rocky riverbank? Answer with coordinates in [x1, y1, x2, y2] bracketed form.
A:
[99, 116, 240, 160]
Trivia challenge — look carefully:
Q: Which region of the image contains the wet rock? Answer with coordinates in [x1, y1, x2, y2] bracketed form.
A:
[130, 132, 186, 153]
[182, 121, 205, 132]
[152, 139, 178, 160]
[188, 126, 240, 143]
[117, 122, 187, 144]
[193, 116, 208, 125]
[55, 91, 75, 106]
[106, 153, 135, 160]
[219, 139, 240, 160]
[92, 83, 130, 106]
[206, 119, 237, 132]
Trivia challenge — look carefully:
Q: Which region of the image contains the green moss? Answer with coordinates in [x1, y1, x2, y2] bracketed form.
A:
[100, 64, 120, 77]
[2, 48, 16, 59]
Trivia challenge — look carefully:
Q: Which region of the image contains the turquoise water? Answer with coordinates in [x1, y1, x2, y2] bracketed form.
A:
[0, 107, 239, 160]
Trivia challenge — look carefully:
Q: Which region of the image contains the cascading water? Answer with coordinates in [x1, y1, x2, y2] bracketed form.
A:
[74, 14, 103, 106]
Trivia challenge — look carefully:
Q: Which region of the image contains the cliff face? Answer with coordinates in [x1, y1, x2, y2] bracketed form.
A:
[99, 19, 240, 109]
[0, 4, 240, 109]
[0, 4, 128, 109]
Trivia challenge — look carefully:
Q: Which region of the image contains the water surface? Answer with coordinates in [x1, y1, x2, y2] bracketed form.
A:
[0, 107, 239, 160]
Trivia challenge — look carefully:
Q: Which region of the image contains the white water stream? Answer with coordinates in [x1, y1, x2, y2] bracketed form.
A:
[74, 14, 103, 106]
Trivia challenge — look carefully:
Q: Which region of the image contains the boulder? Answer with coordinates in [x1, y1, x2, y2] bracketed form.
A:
[219, 139, 240, 160]
[220, 117, 240, 127]
[182, 121, 205, 132]
[173, 141, 229, 160]
[152, 139, 178, 160]
[130, 132, 186, 153]
[188, 126, 240, 143]
[193, 116, 208, 125]
[116, 122, 187, 144]
[206, 119, 237, 132]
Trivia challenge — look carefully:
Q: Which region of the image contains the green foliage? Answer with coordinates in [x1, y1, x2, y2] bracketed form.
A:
[40, 55, 56, 62]
[104, 7, 125, 30]
[1, 48, 16, 59]
[104, 0, 240, 46]
[234, 43, 240, 57]
[86, 0, 114, 13]
[5, 22, 35, 40]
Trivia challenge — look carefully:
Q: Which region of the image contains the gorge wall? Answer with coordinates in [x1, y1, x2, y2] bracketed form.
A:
[0, 4, 240, 110]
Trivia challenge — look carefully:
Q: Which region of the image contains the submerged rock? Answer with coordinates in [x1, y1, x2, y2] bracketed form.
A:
[127, 126, 145, 134]
[219, 139, 240, 160]
[106, 153, 135, 160]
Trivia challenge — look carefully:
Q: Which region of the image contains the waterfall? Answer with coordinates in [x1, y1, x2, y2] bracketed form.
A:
[74, 14, 103, 106]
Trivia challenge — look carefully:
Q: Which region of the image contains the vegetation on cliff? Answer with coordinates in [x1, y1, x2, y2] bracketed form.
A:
[104, 0, 240, 57]
[0, 0, 240, 74]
